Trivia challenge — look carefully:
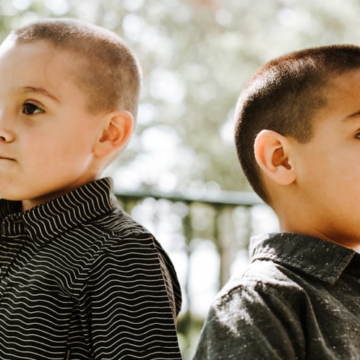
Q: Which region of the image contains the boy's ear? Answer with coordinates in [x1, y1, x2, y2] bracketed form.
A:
[94, 110, 134, 157]
[254, 130, 297, 186]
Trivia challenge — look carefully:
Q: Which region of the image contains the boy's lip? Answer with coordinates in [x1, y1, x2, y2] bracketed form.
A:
[0, 156, 15, 161]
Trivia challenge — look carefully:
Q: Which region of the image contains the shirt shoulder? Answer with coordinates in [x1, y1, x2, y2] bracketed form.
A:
[92, 207, 151, 236]
[211, 259, 311, 334]
[193, 261, 309, 360]
[77, 207, 183, 316]
[217, 259, 307, 306]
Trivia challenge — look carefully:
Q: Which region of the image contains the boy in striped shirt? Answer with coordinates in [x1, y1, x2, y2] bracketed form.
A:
[0, 18, 182, 359]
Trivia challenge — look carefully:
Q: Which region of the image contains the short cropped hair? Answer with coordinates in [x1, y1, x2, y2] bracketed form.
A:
[235, 44, 360, 204]
[10, 18, 141, 118]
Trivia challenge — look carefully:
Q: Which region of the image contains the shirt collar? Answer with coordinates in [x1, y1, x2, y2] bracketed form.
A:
[0, 177, 118, 244]
[250, 232, 358, 285]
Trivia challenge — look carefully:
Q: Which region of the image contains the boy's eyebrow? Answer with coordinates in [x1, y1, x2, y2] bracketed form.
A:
[19, 86, 60, 103]
[343, 110, 360, 122]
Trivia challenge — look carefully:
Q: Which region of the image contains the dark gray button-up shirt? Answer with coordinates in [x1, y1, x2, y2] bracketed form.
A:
[193, 232, 360, 360]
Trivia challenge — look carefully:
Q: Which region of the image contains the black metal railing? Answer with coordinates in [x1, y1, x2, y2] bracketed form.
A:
[115, 189, 273, 359]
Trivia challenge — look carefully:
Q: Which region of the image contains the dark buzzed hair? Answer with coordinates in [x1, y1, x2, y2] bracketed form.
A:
[234, 44, 360, 204]
[10, 18, 141, 118]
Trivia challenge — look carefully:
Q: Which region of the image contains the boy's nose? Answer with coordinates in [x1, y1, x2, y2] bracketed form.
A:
[0, 127, 15, 142]
[0, 129, 15, 142]
[0, 112, 15, 142]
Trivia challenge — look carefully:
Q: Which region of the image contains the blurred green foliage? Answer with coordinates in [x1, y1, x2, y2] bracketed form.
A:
[1, 0, 360, 195]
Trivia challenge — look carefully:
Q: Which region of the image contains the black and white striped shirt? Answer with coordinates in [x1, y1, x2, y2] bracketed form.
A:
[0, 178, 182, 360]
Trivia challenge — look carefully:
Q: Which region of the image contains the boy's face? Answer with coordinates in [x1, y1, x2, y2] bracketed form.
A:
[0, 39, 104, 210]
[291, 69, 360, 247]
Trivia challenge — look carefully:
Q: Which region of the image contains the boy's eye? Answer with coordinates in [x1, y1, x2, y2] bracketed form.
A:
[22, 103, 44, 115]
[356, 133, 360, 139]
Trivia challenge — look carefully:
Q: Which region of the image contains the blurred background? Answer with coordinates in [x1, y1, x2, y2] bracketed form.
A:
[1, 0, 360, 358]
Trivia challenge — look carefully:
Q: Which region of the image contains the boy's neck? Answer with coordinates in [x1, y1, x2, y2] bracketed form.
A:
[279, 219, 360, 251]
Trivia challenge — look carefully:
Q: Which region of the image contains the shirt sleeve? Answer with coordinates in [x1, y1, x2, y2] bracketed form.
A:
[193, 282, 306, 360]
[78, 234, 182, 360]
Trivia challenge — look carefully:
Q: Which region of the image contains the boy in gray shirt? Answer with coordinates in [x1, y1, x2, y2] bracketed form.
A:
[194, 45, 360, 359]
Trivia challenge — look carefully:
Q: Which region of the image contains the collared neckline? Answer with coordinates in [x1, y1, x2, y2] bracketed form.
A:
[250, 232, 358, 285]
[0, 177, 118, 244]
